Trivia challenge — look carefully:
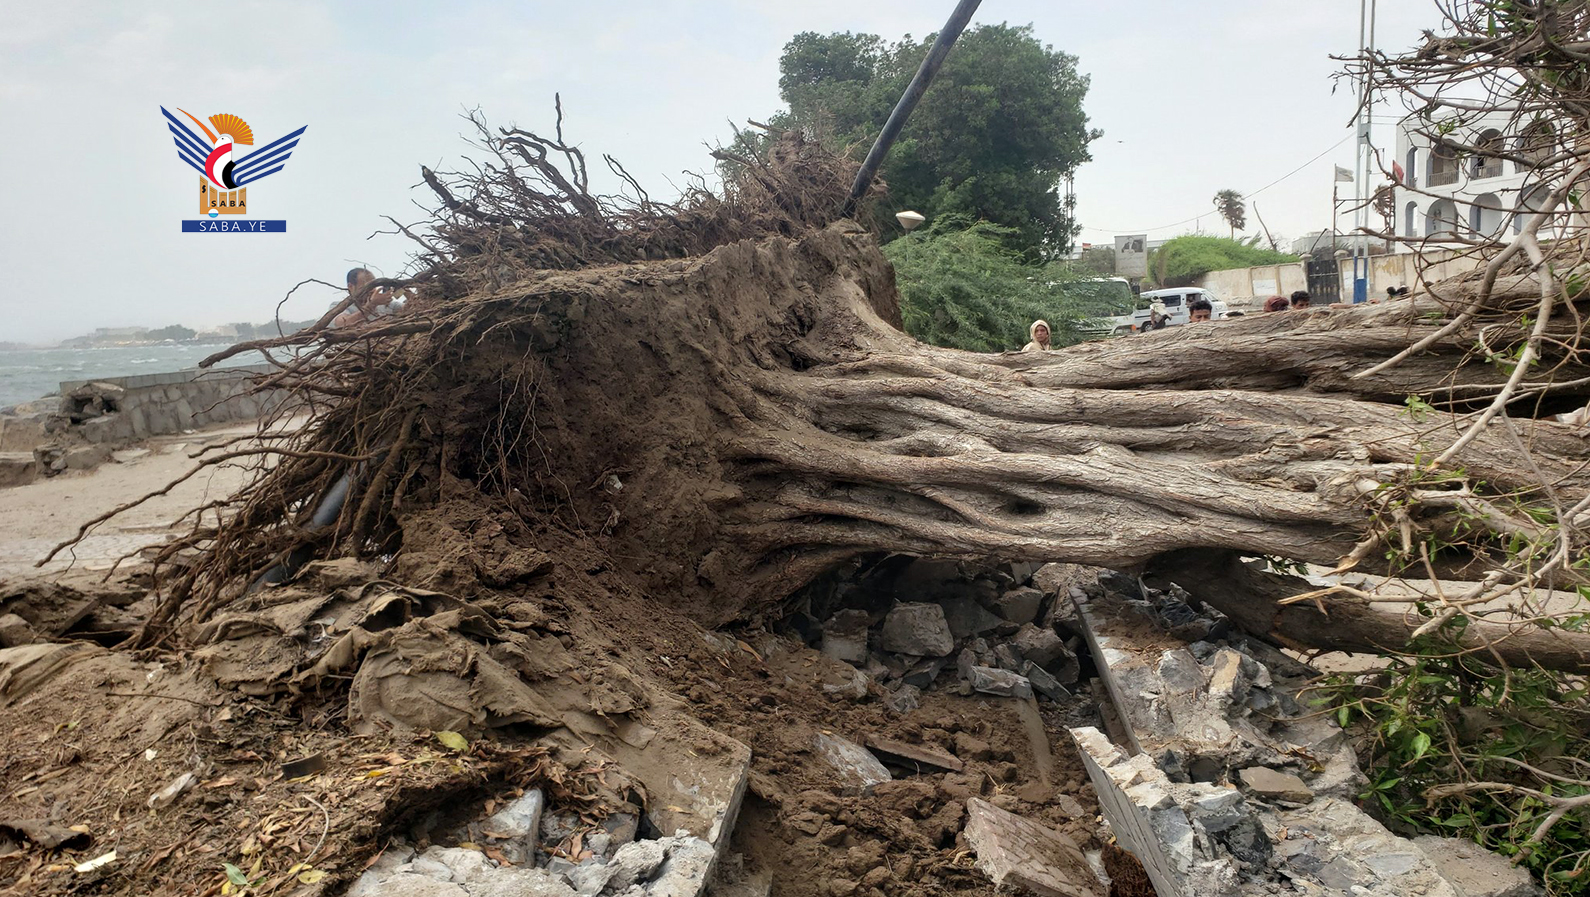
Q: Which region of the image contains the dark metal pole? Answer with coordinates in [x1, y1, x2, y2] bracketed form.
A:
[842, 0, 982, 218]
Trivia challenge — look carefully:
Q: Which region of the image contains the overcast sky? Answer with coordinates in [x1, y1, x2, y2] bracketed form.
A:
[0, 0, 1434, 344]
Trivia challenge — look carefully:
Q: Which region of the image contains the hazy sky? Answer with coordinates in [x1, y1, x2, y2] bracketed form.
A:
[0, 0, 1434, 344]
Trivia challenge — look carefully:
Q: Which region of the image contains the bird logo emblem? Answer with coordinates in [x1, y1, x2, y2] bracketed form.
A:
[162, 107, 306, 224]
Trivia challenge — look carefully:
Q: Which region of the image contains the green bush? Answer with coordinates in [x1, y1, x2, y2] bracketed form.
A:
[883, 219, 1124, 352]
[1318, 614, 1590, 895]
[1150, 235, 1297, 287]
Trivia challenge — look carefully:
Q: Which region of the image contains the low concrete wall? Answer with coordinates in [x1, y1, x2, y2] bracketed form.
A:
[1198, 248, 1479, 309]
[58, 364, 285, 444]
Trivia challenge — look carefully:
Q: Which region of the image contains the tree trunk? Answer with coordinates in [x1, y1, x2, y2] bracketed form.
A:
[382, 222, 1590, 626]
[1151, 550, 1590, 674]
[177, 222, 1590, 665]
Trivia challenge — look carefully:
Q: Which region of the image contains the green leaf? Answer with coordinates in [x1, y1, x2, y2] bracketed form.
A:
[223, 863, 250, 886]
[1410, 731, 1432, 761]
[435, 730, 469, 752]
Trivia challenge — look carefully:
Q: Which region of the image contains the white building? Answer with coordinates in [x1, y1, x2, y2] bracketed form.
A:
[1390, 109, 1558, 243]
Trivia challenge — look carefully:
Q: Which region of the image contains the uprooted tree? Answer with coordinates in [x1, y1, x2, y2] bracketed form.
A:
[52, 6, 1590, 684]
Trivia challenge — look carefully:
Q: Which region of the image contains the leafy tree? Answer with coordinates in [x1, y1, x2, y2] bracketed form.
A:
[771, 24, 1099, 259]
[1213, 189, 1246, 238]
[1075, 245, 1116, 276]
[883, 219, 1124, 352]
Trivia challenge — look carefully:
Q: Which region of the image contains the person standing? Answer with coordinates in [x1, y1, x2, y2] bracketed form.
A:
[1289, 290, 1312, 310]
[1023, 320, 1054, 351]
[1187, 298, 1213, 322]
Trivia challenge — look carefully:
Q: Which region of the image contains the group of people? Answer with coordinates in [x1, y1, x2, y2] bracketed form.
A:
[1260, 285, 1410, 313]
[1261, 291, 1313, 313]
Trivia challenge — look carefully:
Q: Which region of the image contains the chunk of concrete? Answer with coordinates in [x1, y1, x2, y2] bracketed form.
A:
[884, 684, 921, 714]
[963, 797, 1105, 897]
[483, 788, 544, 839]
[990, 587, 1044, 625]
[110, 447, 151, 464]
[813, 733, 892, 794]
[864, 734, 964, 773]
[820, 609, 870, 665]
[1206, 649, 1251, 705]
[1237, 767, 1313, 803]
[0, 452, 37, 488]
[967, 666, 1033, 699]
[1413, 836, 1543, 897]
[1013, 623, 1066, 668]
[878, 603, 954, 657]
[938, 596, 1004, 640]
[1022, 661, 1071, 702]
[481, 788, 543, 863]
[901, 655, 946, 689]
[63, 444, 110, 470]
[994, 643, 1025, 672]
[0, 614, 38, 648]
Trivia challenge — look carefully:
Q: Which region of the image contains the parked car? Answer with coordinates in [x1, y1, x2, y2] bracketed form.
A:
[1098, 287, 1229, 336]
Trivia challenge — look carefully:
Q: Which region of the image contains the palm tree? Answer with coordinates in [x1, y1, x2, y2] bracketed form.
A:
[1213, 189, 1246, 238]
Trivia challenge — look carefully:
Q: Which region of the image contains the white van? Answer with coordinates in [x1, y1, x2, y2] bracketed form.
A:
[1104, 288, 1229, 336]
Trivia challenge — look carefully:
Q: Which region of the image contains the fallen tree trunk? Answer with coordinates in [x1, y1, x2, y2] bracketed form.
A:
[112, 129, 1590, 669]
[152, 221, 1590, 636]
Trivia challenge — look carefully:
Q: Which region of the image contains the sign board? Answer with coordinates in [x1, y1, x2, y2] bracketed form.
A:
[1114, 234, 1148, 278]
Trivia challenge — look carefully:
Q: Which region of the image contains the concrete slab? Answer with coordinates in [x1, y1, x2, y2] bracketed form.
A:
[863, 734, 963, 773]
[963, 797, 1105, 897]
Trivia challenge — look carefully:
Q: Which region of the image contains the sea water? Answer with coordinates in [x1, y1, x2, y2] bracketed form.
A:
[0, 345, 262, 408]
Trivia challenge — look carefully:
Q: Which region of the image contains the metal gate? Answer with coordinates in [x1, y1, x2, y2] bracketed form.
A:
[1305, 256, 1342, 303]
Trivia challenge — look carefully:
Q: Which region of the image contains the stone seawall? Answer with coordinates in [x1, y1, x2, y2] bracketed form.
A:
[57, 364, 286, 444]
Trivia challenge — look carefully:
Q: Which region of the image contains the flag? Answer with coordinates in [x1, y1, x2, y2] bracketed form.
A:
[1335, 165, 1355, 182]
[1391, 161, 1405, 184]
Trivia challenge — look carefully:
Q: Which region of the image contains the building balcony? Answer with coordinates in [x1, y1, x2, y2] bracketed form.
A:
[1430, 169, 1460, 187]
[1475, 161, 1504, 179]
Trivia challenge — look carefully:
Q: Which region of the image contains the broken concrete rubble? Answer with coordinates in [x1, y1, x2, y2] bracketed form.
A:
[1067, 570, 1540, 897]
[784, 559, 1088, 706]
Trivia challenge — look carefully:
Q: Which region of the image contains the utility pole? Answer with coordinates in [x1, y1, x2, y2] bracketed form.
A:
[1351, 0, 1377, 303]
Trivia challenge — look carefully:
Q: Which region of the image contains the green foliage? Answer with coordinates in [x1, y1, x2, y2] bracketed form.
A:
[772, 24, 1099, 259]
[1150, 235, 1298, 287]
[883, 219, 1125, 352]
[1318, 618, 1590, 894]
[147, 324, 197, 341]
[1074, 245, 1116, 276]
